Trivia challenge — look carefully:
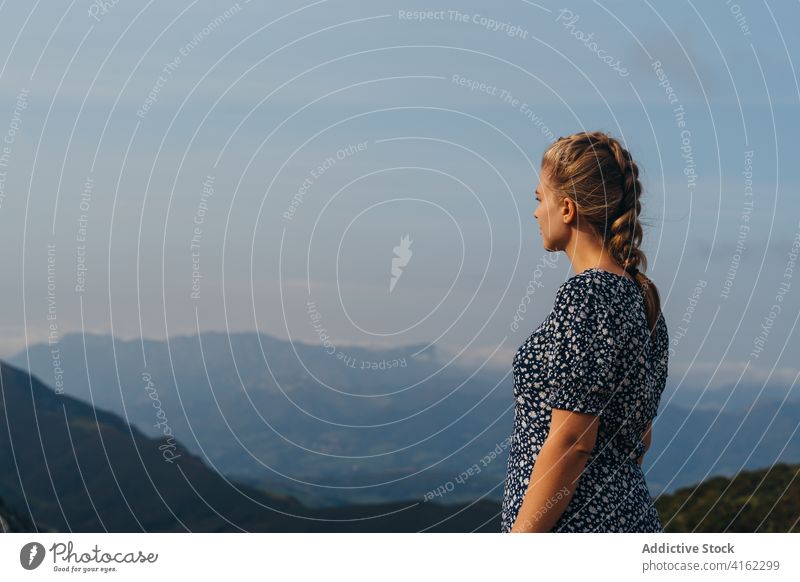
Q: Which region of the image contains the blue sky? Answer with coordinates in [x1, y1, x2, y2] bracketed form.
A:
[1, 0, 799, 396]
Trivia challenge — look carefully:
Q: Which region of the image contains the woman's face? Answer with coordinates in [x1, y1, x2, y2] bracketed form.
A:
[533, 166, 569, 252]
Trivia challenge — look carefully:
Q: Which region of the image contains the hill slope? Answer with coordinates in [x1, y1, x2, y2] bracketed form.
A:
[0, 360, 498, 532]
[656, 462, 800, 533]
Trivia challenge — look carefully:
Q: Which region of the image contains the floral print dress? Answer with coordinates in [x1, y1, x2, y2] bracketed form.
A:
[500, 268, 669, 533]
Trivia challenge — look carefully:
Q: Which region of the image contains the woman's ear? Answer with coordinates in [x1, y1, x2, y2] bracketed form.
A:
[561, 195, 577, 225]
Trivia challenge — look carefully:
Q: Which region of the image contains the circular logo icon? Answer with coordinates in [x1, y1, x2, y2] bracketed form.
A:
[19, 542, 46, 570]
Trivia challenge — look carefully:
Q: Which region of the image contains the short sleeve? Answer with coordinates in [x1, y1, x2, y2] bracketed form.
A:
[545, 281, 617, 416]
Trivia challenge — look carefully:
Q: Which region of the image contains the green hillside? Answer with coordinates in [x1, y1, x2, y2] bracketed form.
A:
[656, 462, 800, 533]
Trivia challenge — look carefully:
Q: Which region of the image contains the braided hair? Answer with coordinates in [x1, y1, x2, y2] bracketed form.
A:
[541, 130, 662, 334]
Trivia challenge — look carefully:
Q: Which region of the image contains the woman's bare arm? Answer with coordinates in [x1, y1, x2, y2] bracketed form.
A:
[510, 408, 599, 533]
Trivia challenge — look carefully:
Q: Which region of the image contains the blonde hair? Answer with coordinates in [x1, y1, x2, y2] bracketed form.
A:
[542, 130, 662, 334]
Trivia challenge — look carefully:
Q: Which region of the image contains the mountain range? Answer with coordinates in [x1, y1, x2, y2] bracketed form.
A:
[1, 358, 797, 532]
[8, 332, 799, 507]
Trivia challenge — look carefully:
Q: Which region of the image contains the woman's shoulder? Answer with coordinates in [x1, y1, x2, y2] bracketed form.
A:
[556, 269, 591, 296]
[552, 268, 649, 330]
[554, 269, 611, 305]
[549, 272, 606, 324]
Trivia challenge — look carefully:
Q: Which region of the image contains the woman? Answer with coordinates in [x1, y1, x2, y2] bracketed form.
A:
[500, 131, 669, 533]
